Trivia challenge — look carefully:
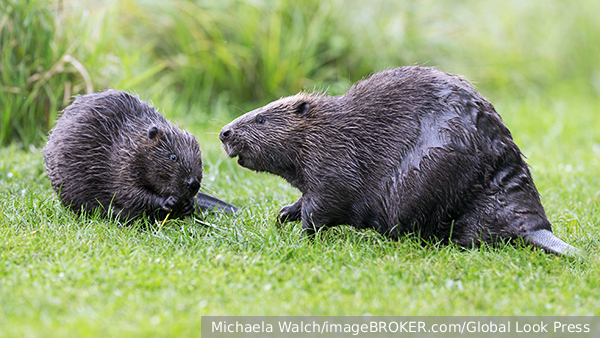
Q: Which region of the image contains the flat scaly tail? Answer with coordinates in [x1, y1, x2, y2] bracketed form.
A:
[194, 191, 239, 215]
[525, 229, 581, 257]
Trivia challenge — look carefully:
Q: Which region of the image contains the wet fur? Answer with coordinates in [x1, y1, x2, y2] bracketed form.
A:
[220, 66, 579, 254]
[45, 90, 203, 221]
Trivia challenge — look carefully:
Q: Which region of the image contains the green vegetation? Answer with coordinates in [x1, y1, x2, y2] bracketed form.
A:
[1, 0, 79, 144]
[3, 0, 599, 144]
[0, 0, 599, 335]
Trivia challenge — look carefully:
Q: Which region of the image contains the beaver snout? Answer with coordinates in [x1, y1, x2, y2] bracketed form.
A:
[186, 177, 200, 195]
[219, 124, 241, 158]
[219, 125, 233, 142]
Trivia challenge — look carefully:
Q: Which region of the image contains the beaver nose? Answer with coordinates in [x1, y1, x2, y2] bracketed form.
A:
[219, 125, 232, 142]
[187, 177, 200, 194]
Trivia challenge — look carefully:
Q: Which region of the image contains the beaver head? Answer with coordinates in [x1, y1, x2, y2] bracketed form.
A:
[219, 93, 322, 184]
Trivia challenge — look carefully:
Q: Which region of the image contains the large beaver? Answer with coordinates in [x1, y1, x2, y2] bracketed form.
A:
[220, 66, 579, 255]
[45, 90, 237, 222]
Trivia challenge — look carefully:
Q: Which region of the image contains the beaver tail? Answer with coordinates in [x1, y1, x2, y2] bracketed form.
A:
[525, 229, 581, 257]
[195, 192, 239, 215]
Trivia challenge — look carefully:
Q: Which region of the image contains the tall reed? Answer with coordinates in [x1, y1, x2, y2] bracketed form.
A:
[0, 0, 93, 145]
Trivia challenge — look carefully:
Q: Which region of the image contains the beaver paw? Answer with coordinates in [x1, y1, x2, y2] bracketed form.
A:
[160, 195, 181, 213]
[277, 203, 302, 224]
[180, 198, 195, 216]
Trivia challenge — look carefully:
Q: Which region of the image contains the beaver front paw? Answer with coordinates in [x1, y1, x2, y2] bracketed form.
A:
[277, 203, 302, 225]
[160, 195, 181, 213]
[180, 198, 195, 216]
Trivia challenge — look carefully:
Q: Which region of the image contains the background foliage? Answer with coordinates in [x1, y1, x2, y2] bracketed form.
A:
[1, 0, 599, 144]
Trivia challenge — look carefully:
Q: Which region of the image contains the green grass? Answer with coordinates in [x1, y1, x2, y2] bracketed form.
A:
[1, 89, 599, 336]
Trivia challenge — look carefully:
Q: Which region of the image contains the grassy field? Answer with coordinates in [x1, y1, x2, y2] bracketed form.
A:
[1, 90, 599, 336]
[1, 0, 600, 336]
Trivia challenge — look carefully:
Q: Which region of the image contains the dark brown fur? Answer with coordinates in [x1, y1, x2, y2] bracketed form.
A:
[44, 90, 203, 221]
[220, 66, 579, 255]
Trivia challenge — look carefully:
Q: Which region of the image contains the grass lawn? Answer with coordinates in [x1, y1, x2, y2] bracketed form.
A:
[1, 89, 599, 336]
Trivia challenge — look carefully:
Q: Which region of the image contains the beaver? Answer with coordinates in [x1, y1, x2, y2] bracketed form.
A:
[219, 66, 579, 255]
[45, 90, 237, 222]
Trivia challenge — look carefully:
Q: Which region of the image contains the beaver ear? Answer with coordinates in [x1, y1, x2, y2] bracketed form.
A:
[295, 102, 310, 116]
[148, 126, 160, 139]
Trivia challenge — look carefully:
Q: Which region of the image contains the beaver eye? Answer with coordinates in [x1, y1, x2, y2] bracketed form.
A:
[170, 154, 178, 161]
[256, 116, 265, 125]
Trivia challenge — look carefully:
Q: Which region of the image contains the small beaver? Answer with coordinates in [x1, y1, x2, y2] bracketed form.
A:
[220, 66, 579, 255]
[45, 90, 236, 222]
